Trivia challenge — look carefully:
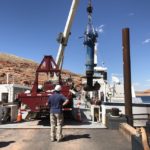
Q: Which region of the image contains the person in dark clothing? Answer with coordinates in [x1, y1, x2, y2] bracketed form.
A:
[48, 85, 69, 142]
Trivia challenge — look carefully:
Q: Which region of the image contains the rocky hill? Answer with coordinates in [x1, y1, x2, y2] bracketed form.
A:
[135, 89, 150, 96]
[0, 53, 82, 87]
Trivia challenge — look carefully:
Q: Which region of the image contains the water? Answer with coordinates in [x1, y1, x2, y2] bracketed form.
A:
[137, 96, 150, 103]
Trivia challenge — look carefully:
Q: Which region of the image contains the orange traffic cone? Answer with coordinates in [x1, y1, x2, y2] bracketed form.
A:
[17, 109, 22, 122]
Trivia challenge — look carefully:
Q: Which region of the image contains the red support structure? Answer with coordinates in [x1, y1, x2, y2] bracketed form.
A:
[18, 55, 74, 114]
[32, 55, 61, 94]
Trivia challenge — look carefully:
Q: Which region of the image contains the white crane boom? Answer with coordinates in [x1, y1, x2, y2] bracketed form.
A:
[56, 0, 79, 69]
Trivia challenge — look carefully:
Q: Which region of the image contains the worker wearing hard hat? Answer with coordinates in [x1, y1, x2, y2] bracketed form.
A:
[48, 85, 69, 142]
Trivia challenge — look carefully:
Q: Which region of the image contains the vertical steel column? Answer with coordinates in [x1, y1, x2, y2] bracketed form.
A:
[122, 28, 133, 126]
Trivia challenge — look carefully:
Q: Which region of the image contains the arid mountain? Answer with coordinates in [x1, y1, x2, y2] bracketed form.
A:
[135, 89, 150, 96]
[144, 89, 150, 93]
[0, 53, 82, 87]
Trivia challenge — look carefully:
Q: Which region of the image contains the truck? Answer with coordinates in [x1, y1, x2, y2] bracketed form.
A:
[17, 0, 79, 119]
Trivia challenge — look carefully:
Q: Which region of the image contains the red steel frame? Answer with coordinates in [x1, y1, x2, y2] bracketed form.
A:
[18, 55, 74, 113]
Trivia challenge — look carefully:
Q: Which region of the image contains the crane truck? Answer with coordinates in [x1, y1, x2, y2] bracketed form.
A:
[17, 0, 79, 119]
[17, 0, 101, 120]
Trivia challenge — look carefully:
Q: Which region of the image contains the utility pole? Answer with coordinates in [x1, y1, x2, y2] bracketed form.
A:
[122, 28, 133, 126]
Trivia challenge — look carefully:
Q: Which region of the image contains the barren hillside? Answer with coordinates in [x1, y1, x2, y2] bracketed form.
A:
[0, 53, 82, 87]
[135, 89, 150, 96]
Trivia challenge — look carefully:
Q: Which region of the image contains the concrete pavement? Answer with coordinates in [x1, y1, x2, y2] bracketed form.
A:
[0, 118, 106, 129]
[0, 129, 131, 150]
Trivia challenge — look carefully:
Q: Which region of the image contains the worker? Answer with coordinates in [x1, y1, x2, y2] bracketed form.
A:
[48, 84, 69, 142]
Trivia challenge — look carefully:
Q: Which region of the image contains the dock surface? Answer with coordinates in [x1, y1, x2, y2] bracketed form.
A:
[0, 119, 106, 129]
[0, 128, 131, 150]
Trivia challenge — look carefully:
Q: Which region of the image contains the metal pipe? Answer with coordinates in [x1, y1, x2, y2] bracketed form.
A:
[83, 0, 99, 91]
[122, 28, 133, 126]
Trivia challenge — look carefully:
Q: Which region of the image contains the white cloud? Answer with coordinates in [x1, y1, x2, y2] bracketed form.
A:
[142, 38, 150, 44]
[111, 73, 122, 77]
[134, 80, 150, 90]
[144, 79, 150, 88]
[144, 84, 150, 87]
[144, 80, 150, 87]
[132, 82, 141, 91]
[128, 13, 135, 16]
[96, 24, 105, 33]
[133, 82, 140, 86]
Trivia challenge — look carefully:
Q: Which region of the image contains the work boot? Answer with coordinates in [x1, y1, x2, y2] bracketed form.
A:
[57, 135, 63, 142]
[57, 138, 61, 142]
[51, 138, 55, 142]
[51, 137, 56, 142]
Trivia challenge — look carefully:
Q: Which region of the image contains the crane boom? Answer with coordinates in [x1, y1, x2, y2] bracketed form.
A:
[56, 0, 79, 69]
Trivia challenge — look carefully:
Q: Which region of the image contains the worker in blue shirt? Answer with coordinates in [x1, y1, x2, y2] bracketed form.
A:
[48, 84, 69, 142]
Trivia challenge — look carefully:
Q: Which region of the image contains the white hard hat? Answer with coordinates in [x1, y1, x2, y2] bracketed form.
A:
[38, 85, 43, 89]
[24, 90, 31, 94]
[54, 85, 62, 91]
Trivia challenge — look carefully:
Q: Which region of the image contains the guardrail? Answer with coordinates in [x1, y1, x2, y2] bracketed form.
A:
[119, 123, 150, 150]
[125, 113, 150, 127]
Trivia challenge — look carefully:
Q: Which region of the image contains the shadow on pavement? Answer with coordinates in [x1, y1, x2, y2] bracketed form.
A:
[0, 141, 15, 148]
[37, 118, 50, 126]
[62, 134, 91, 142]
[64, 120, 91, 126]
[37, 117, 91, 126]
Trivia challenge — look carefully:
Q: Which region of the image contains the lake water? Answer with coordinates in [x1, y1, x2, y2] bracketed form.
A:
[137, 96, 150, 103]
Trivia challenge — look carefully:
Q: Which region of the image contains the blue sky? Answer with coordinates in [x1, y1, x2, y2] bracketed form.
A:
[0, 0, 150, 91]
